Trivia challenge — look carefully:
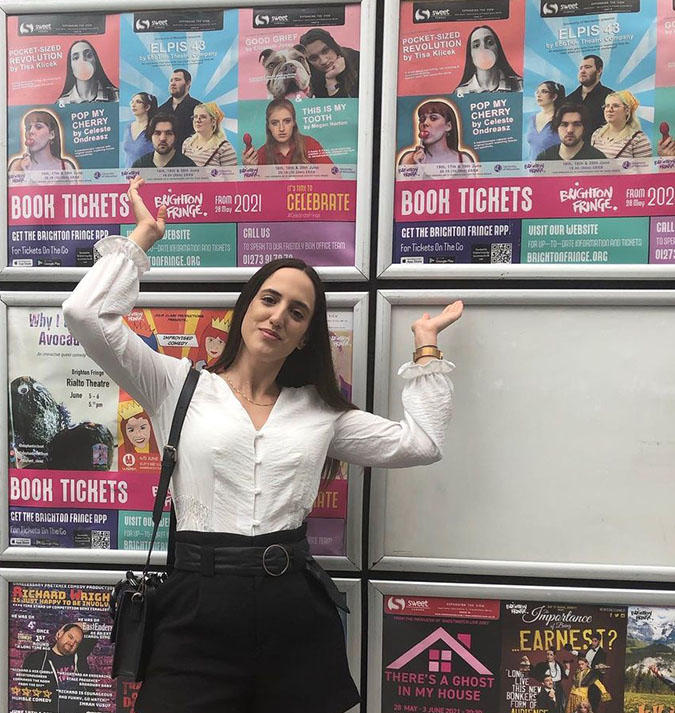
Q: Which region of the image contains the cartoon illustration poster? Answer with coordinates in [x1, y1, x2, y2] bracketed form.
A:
[392, 0, 675, 267]
[381, 595, 501, 713]
[6, 5, 362, 270]
[8, 581, 115, 713]
[499, 600, 627, 713]
[624, 606, 675, 713]
[7, 303, 355, 555]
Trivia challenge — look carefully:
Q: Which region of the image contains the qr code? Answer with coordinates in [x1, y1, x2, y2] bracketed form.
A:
[491, 243, 512, 263]
[92, 530, 111, 549]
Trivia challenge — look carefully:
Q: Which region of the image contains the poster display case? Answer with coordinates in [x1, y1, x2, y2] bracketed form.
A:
[369, 580, 675, 713]
[371, 289, 675, 580]
[1, 290, 368, 568]
[0, 0, 375, 281]
[377, 0, 675, 278]
[0, 568, 361, 713]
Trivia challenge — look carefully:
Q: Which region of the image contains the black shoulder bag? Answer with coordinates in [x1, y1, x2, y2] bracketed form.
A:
[109, 367, 200, 681]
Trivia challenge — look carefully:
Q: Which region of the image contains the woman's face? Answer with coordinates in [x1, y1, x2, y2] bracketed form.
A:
[470, 28, 498, 71]
[193, 107, 215, 137]
[535, 84, 556, 109]
[70, 41, 97, 82]
[205, 334, 226, 360]
[130, 95, 149, 116]
[304, 39, 340, 73]
[268, 108, 295, 145]
[577, 659, 589, 671]
[125, 416, 151, 449]
[25, 120, 54, 154]
[240, 267, 315, 365]
[418, 110, 451, 145]
[604, 95, 629, 129]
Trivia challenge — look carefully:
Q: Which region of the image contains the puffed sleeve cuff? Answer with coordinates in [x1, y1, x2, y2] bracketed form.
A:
[94, 236, 150, 277]
[398, 358, 455, 379]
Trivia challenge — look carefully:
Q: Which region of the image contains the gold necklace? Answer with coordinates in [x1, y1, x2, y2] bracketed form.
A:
[224, 374, 277, 407]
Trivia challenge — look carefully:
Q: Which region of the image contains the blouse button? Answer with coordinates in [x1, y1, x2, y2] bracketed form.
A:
[254, 456, 262, 465]
[253, 488, 261, 496]
[252, 519, 261, 527]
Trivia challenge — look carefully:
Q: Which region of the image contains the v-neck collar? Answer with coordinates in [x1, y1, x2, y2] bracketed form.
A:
[215, 372, 284, 432]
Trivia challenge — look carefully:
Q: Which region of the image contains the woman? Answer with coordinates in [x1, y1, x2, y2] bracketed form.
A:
[455, 25, 522, 97]
[242, 98, 332, 165]
[590, 90, 652, 158]
[122, 92, 157, 168]
[62, 175, 462, 713]
[193, 316, 230, 370]
[8, 110, 77, 172]
[399, 100, 476, 165]
[181, 102, 237, 166]
[566, 658, 611, 713]
[525, 81, 566, 160]
[118, 405, 159, 471]
[299, 28, 359, 98]
[58, 40, 118, 105]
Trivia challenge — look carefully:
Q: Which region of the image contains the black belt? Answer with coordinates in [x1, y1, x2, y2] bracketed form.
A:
[174, 538, 349, 612]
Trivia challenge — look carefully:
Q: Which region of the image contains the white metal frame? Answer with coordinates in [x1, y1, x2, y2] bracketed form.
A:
[375, 0, 675, 280]
[0, 290, 368, 569]
[368, 580, 675, 713]
[0, 0, 375, 281]
[0, 568, 362, 712]
[371, 288, 675, 580]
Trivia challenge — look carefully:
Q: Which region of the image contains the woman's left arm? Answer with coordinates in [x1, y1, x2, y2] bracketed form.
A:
[328, 301, 463, 467]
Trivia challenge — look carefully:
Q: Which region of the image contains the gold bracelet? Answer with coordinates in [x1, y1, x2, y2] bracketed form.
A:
[413, 345, 443, 362]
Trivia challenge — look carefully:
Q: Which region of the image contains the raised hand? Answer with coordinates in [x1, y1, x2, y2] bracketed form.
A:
[411, 300, 463, 347]
[242, 146, 259, 165]
[127, 176, 167, 253]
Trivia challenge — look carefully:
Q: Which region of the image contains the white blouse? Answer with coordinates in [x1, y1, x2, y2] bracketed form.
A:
[62, 237, 455, 535]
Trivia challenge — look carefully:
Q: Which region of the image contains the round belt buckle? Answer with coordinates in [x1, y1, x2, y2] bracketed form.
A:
[262, 544, 290, 576]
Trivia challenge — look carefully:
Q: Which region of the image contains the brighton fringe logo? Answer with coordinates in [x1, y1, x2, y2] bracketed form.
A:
[154, 189, 206, 219]
[559, 182, 616, 214]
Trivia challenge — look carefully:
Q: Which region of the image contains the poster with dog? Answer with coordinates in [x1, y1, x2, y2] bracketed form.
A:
[6, 5, 363, 272]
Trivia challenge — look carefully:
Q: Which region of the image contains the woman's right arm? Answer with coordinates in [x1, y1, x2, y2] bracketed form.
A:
[62, 178, 181, 414]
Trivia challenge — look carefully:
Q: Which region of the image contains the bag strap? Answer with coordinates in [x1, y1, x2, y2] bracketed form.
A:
[614, 131, 640, 158]
[142, 367, 200, 576]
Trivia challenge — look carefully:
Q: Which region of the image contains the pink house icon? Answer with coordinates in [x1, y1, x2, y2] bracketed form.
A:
[386, 627, 493, 675]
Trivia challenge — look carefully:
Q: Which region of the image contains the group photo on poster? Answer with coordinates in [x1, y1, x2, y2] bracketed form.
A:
[8, 581, 115, 713]
[5, 5, 363, 271]
[391, 0, 675, 267]
[499, 600, 627, 713]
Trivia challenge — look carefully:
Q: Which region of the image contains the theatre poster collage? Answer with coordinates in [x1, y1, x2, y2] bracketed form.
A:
[3, 2, 675, 713]
[393, 0, 675, 265]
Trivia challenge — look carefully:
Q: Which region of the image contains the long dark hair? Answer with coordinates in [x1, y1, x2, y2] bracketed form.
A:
[263, 98, 308, 164]
[208, 258, 356, 479]
[458, 25, 521, 88]
[417, 100, 460, 150]
[299, 27, 358, 98]
[538, 81, 566, 112]
[133, 92, 158, 121]
[59, 40, 118, 100]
